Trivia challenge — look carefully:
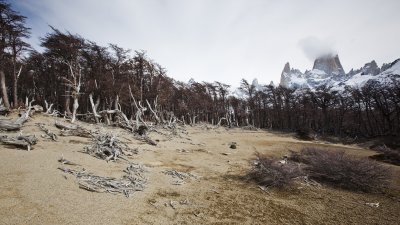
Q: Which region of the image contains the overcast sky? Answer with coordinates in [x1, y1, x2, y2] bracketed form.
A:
[12, 0, 400, 86]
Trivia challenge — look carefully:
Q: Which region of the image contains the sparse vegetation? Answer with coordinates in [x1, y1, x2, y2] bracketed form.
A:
[290, 148, 393, 192]
[249, 148, 393, 192]
[247, 152, 303, 188]
[295, 128, 314, 140]
[370, 145, 400, 166]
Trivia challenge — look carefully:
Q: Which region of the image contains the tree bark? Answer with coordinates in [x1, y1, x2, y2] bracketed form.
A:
[0, 70, 10, 109]
[65, 86, 71, 114]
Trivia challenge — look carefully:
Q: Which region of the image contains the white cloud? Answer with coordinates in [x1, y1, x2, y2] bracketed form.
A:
[298, 36, 337, 60]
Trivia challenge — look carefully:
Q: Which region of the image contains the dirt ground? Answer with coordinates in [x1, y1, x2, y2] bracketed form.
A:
[0, 114, 399, 225]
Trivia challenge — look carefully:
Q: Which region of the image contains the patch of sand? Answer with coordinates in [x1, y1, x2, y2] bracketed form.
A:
[0, 115, 399, 225]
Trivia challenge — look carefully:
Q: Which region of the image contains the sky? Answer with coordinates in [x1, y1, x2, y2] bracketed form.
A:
[11, 0, 400, 86]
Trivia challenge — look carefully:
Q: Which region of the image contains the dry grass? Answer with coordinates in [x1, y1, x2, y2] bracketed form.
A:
[370, 145, 400, 166]
[247, 152, 303, 188]
[290, 148, 393, 192]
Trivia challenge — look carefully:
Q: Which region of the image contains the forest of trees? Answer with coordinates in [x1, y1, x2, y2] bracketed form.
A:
[1, 1, 399, 139]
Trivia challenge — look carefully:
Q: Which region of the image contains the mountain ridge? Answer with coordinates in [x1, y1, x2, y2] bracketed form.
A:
[279, 55, 400, 90]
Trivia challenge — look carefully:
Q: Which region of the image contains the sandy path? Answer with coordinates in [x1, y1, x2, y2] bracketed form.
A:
[0, 115, 399, 225]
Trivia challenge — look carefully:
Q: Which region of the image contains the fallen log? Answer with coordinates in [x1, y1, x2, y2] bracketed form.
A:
[84, 133, 137, 161]
[0, 134, 38, 151]
[144, 136, 157, 146]
[0, 99, 36, 131]
[0, 119, 22, 131]
[37, 123, 58, 141]
[58, 155, 79, 165]
[55, 121, 92, 138]
[55, 121, 78, 130]
[59, 127, 92, 138]
[15, 99, 35, 125]
[58, 163, 147, 197]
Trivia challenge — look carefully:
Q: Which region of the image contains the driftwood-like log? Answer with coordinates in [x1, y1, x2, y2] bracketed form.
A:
[144, 136, 157, 146]
[84, 133, 137, 161]
[0, 119, 22, 131]
[44, 100, 59, 116]
[0, 99, 36, 131]
[58, 155, 79, 165]
[98, 109, 134, 131]
[0, 134, 38, 151]
[37, 123, 58, 141]
[58, 164, 147, 197]
[15, 99, 35, 125]
[55, 121, 92, 138]
[32, 105, 43, 113]
[60, 126, 92, 138]
[55, 121, 78, 130]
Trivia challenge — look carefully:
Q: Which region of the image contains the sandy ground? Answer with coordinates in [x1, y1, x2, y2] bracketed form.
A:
[0, 114, 399, 225]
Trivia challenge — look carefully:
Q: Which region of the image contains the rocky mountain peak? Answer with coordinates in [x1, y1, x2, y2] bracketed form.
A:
[282, 62, 291, 74]
[361, 60, 380, 75]
[279, 62, 291, 87]
[279, 62, 305, 88]
[278, 54, 399, 91]
[312, 54, 345, 76]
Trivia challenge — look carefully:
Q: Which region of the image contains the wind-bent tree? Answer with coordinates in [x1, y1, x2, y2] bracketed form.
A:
[0, 0, 30, 108]
[40, 27, 85, 118]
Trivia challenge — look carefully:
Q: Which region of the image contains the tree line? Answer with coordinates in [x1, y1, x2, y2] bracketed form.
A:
[1, 1, 399, 138]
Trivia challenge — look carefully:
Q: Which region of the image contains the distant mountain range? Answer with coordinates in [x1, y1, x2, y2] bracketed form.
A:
[279, 54, 400, 91]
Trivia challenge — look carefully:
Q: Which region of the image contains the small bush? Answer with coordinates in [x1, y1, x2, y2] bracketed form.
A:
[136, 125, 148, 136]
[247, 152, 303, 188]
[295, 128, 314, 141]
[290, 148, 392, 192]
[369, 145, 400, 166]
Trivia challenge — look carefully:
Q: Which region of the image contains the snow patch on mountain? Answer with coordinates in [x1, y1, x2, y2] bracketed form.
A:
[280, 55, 400, 91]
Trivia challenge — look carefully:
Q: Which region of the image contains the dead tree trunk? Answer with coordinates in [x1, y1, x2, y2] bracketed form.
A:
[12, 65, 22, 108]
[15, 99, 35, 125]
[65, 86, 71, 115]
[62, 63, 82, 123]
[0, 70, 10, 109]
[0, 134, 38, 151]
[128, 85, 148, 129]
[89, 93, 100, 123]
[146, 97, 161, 124]
[0, 99, 35, 131]
[0, 98, 10, 115]
[245, 106, 250, 126]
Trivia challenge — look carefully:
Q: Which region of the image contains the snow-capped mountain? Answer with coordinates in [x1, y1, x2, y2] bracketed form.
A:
[279, 54, 400, 91]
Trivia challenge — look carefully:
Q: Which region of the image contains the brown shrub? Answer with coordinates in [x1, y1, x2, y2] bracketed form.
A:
[295, 128, 314, 141]
[369, 145, 400, 166]
[290, 148, 392, 192]
[247, 152, 303, 188]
